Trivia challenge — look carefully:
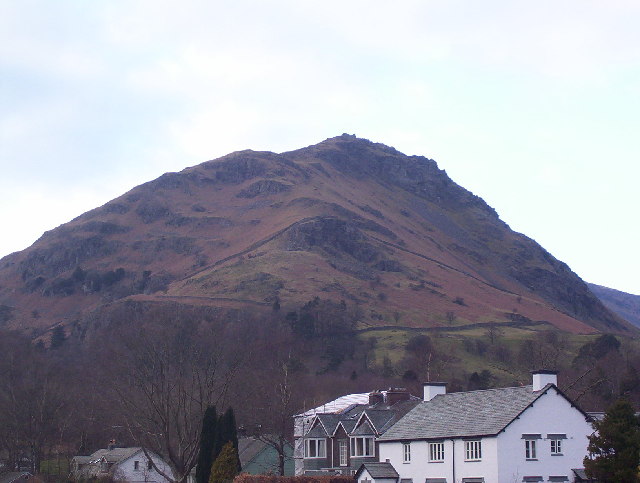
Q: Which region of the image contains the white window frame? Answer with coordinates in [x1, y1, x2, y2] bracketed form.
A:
[339, 440, 348, 466]
[429, 442, 445, 462]
[350, 436, 375, 457]
[304, 438, 326, 458]
[525, 439, 537, 460]
[464, 440, 482, 461]
[550, 439, 563, 455]
[402, 442, 411, 463]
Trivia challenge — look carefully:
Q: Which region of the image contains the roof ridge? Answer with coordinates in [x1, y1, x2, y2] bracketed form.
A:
[434, 384, 533, 397]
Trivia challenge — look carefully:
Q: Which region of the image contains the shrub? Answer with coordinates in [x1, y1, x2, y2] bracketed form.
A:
[233, 475, 353, 483]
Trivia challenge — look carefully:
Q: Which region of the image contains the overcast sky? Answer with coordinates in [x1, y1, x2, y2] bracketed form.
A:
[1, 1, 639, 295]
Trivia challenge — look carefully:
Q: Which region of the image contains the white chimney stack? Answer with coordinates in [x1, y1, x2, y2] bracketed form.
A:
[423, 382, 447, 401]
[532, 370, 558, 391]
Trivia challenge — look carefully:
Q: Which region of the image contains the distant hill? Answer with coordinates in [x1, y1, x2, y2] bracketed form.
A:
[588, 283, 640, 328]
[0, 134, 633, 341]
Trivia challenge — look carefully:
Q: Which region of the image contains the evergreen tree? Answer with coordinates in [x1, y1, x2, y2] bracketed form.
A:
[584, 398, 640, 482]
[208, 442, 238, 483]
[215, 408, 241, 473]
[195, 406, 217, 483]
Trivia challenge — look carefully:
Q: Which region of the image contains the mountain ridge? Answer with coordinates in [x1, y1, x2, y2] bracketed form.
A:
[0, 134, 633, 339]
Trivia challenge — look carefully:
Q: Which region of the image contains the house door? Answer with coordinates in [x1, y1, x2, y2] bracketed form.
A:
[339, 440, 348, 466]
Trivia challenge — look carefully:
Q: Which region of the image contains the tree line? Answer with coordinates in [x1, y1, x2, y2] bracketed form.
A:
[2, 297, 640, 482]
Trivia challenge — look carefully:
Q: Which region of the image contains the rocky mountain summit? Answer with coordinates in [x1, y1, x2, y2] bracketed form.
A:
[0, 134, 633, 340]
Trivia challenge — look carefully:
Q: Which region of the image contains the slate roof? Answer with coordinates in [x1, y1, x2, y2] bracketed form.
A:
[316, 414, 344, 434]
[352, 421, 375, 436]
[380, 384, 556, 441]
[88, 447, 142, 464]
[304, 397, 420, 440]
[356, 462, 399, 479]
[368, 399, 419, 434]
[238, 437, 268, 467]
[306, 424, 329, 438]
[71, 456, 92, 464]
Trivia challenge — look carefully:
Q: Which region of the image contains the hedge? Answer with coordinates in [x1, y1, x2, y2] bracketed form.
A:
[233, 475, 353, 483]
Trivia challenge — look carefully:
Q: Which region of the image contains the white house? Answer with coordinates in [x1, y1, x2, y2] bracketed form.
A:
[71, 446, 174, 482]
[366, 371, 593, 483]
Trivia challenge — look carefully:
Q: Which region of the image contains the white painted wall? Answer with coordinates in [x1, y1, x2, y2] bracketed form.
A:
[455, 437, 498, 483]
[379, 437, 498, 482]
[380, 440, 449, 481]
[496, 388, 592, 483]
[114, 451, 174, 483]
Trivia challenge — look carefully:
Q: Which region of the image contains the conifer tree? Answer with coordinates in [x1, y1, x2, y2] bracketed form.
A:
[195, 406, 217, 483]
[215, 408, 241, 473]
[584, 398, 640, 482]
[208, 442, 239, 483]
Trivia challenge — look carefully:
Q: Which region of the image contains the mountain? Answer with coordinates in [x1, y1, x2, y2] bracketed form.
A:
[0, 134, 633, 340]
[588, 283, 640, 328]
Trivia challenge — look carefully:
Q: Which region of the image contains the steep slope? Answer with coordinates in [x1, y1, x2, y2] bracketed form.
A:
[0, 135, 632, 339]
[588, 283, 640, 328]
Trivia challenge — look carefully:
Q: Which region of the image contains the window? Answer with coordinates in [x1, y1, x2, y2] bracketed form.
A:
[304, 438, 326, 458]
[147, 460, 153, 471]
[350, 437, 374, 457]
[134, 461, 140, 471]
[550, 439, 563, 455]
[402, 443, 411, 463]
[465, 440, 482, 461]
[525, 439, 537, 460]
[429, 442, 445, 462]
[339, 441, 348, 466]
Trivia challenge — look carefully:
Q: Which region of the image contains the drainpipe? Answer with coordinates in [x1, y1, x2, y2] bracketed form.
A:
[451, 439, 456, 483]
[330, 438, 333, 471]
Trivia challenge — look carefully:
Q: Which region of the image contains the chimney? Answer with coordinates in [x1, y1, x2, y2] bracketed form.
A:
[368, 391, 384, 406]
[532, 370, 558, 391]
[107, 439, 116, 451]
[385, 388, 411, 405]
[423, 382, 447, 401]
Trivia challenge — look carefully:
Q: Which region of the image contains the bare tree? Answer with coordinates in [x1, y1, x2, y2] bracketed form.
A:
[102, 306, 238, 483]
[252, 353, 298, 476]
[0, 330, 68, 473]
